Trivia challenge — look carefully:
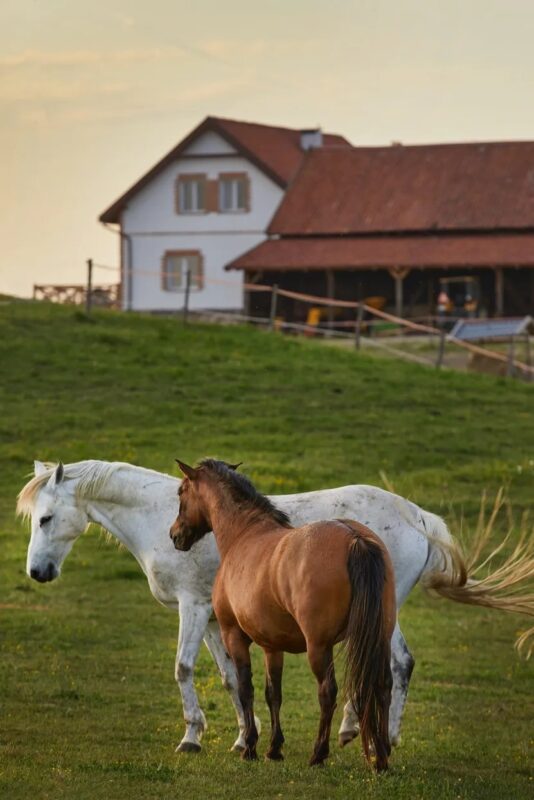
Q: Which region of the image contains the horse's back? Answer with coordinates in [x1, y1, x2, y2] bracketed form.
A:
[273, 485, 430, 606]
[269, 521, 360, 644]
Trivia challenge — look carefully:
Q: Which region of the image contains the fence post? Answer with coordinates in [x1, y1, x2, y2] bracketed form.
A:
[354, 303, 364, 349]
[183, 268, 192, 323]
[85, 259, 93, 314]
[269, 284, 278, 331]
[507, 337, 515, 378]
[525, 333, 532, 383]
[436, 330, 446, 368]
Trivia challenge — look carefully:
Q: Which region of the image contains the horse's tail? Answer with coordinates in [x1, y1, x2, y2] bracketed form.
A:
[341, 525, 393, 772]
[419, 500, 534, 657]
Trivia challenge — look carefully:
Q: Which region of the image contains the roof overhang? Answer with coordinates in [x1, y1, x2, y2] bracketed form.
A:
[226, 233, 534, 271]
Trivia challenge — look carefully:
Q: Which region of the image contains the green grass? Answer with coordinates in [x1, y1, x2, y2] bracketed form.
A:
[0, 299, 533, 800]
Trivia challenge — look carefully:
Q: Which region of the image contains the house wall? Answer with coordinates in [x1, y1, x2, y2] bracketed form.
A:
[120, 132, 285, 311]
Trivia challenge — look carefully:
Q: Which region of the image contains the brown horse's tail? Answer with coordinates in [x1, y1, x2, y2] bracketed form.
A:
[342, 528, 393, 772]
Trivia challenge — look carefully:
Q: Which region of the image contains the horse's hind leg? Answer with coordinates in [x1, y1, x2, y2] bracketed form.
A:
[307, 645, 337, 767]
[389, 624, 414, 746]
[338, 622, 414, 748]
[264, 650, 285, 760]
[338, 700, 359, 747]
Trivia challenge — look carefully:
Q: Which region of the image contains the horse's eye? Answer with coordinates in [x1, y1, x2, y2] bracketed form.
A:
[39, 515, 53, 527]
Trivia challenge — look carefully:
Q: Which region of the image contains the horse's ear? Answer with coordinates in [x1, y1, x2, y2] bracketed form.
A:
[45, 461, 64, 489]
[175, 460, 197, 480]
[227, 462, 243, 471]
[34, 460, 47, 477]
[53, 462, 64, 485]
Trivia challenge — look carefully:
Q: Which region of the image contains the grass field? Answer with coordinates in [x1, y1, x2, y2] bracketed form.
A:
[1, 299, 533, 800]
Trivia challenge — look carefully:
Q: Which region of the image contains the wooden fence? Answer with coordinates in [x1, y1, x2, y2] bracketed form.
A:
[33, 261, 533, 380]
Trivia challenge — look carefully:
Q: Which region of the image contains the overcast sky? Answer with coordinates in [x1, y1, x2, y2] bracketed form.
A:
[2, 0, 534, 297]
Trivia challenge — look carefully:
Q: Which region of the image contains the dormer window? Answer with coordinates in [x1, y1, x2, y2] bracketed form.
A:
[218, 173, 249, 213]
[176, 174, 206, 214]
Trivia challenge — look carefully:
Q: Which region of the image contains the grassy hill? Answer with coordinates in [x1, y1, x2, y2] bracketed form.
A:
[1, 300, 533, 800]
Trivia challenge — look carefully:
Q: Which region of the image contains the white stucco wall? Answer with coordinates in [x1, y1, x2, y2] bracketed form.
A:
[119, 132, 284, 311]
[181, 131, 236, 156]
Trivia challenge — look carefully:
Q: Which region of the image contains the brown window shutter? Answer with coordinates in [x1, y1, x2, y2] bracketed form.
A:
[206, 179, 219, 213]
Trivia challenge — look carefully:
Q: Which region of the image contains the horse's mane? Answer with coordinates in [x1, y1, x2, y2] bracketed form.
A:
[16, 460, 168, 520]
[198, 459, 291, 528]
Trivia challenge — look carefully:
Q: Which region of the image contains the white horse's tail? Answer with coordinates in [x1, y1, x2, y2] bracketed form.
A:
[418, 493, 534, 657]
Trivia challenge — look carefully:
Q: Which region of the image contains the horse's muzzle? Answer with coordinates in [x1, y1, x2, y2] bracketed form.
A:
[169, 524, 192, 552]
[29, 562, 58, 583]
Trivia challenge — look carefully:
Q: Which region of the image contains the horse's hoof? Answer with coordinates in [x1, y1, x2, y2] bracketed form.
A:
[309, 757, 326, 767]
[265, 751, 284, 761]
[241, 748, 258, 761]
[231, 742, 245, 753]
[375, 760, 389, 773]
[338, 730, 358, 748]
[176, 741, 202, 754]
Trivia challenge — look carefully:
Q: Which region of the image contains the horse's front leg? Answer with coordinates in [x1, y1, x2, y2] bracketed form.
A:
[174, 598, 212, 753]
[264, 650, 285, 760]
[225, 626, 258, 760]
[203, 618, 262, 752]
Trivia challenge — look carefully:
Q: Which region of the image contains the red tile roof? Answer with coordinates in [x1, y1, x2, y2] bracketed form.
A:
[100, 116, 351, 223]
[226, 233, 534, 271]
[268, 142, 534, 236]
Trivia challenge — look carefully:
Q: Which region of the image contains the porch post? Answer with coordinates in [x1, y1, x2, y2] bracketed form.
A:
[243, 271, 251, 319]
[395, 275, 403, 318]
[326, 270, 335, 330]
[388, 267, 410, 318]
[495, 267, 504, 317]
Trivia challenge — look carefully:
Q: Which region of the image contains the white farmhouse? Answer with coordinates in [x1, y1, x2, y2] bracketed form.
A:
[99, 116, 351, 312]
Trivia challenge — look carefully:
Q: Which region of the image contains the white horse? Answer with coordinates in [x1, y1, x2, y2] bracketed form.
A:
[18, 459, 519, 754]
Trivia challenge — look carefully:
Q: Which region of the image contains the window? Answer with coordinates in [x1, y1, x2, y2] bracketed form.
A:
[162, 251, 203, 292]
[218, 173, 249, 213]
[176, 174, 206, 214]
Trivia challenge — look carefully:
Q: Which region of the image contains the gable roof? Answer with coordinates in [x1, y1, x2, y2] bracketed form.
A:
[99, 116, 351, 224]
[268, 141, 534, 236]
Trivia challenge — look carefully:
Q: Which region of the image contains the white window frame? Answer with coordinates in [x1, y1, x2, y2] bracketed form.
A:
[162, 251, 203, 292]
[176, 175, 206, 214]
[218, 174, 248, 213]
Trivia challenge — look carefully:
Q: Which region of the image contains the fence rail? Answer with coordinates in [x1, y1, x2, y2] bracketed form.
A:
[33, 260, 533, 381]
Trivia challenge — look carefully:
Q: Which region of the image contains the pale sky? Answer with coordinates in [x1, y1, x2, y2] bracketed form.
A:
[2, 0, 534, 297]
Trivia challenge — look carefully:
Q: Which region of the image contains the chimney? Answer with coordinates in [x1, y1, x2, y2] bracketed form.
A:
[300, 128, 323, 150]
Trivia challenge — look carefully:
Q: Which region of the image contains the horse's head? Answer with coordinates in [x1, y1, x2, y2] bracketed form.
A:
[18, 461, 90, 583]
[169, 460, 212, 551]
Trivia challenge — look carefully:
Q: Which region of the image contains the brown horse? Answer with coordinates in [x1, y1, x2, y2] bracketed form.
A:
[169, 459, 396, 771]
